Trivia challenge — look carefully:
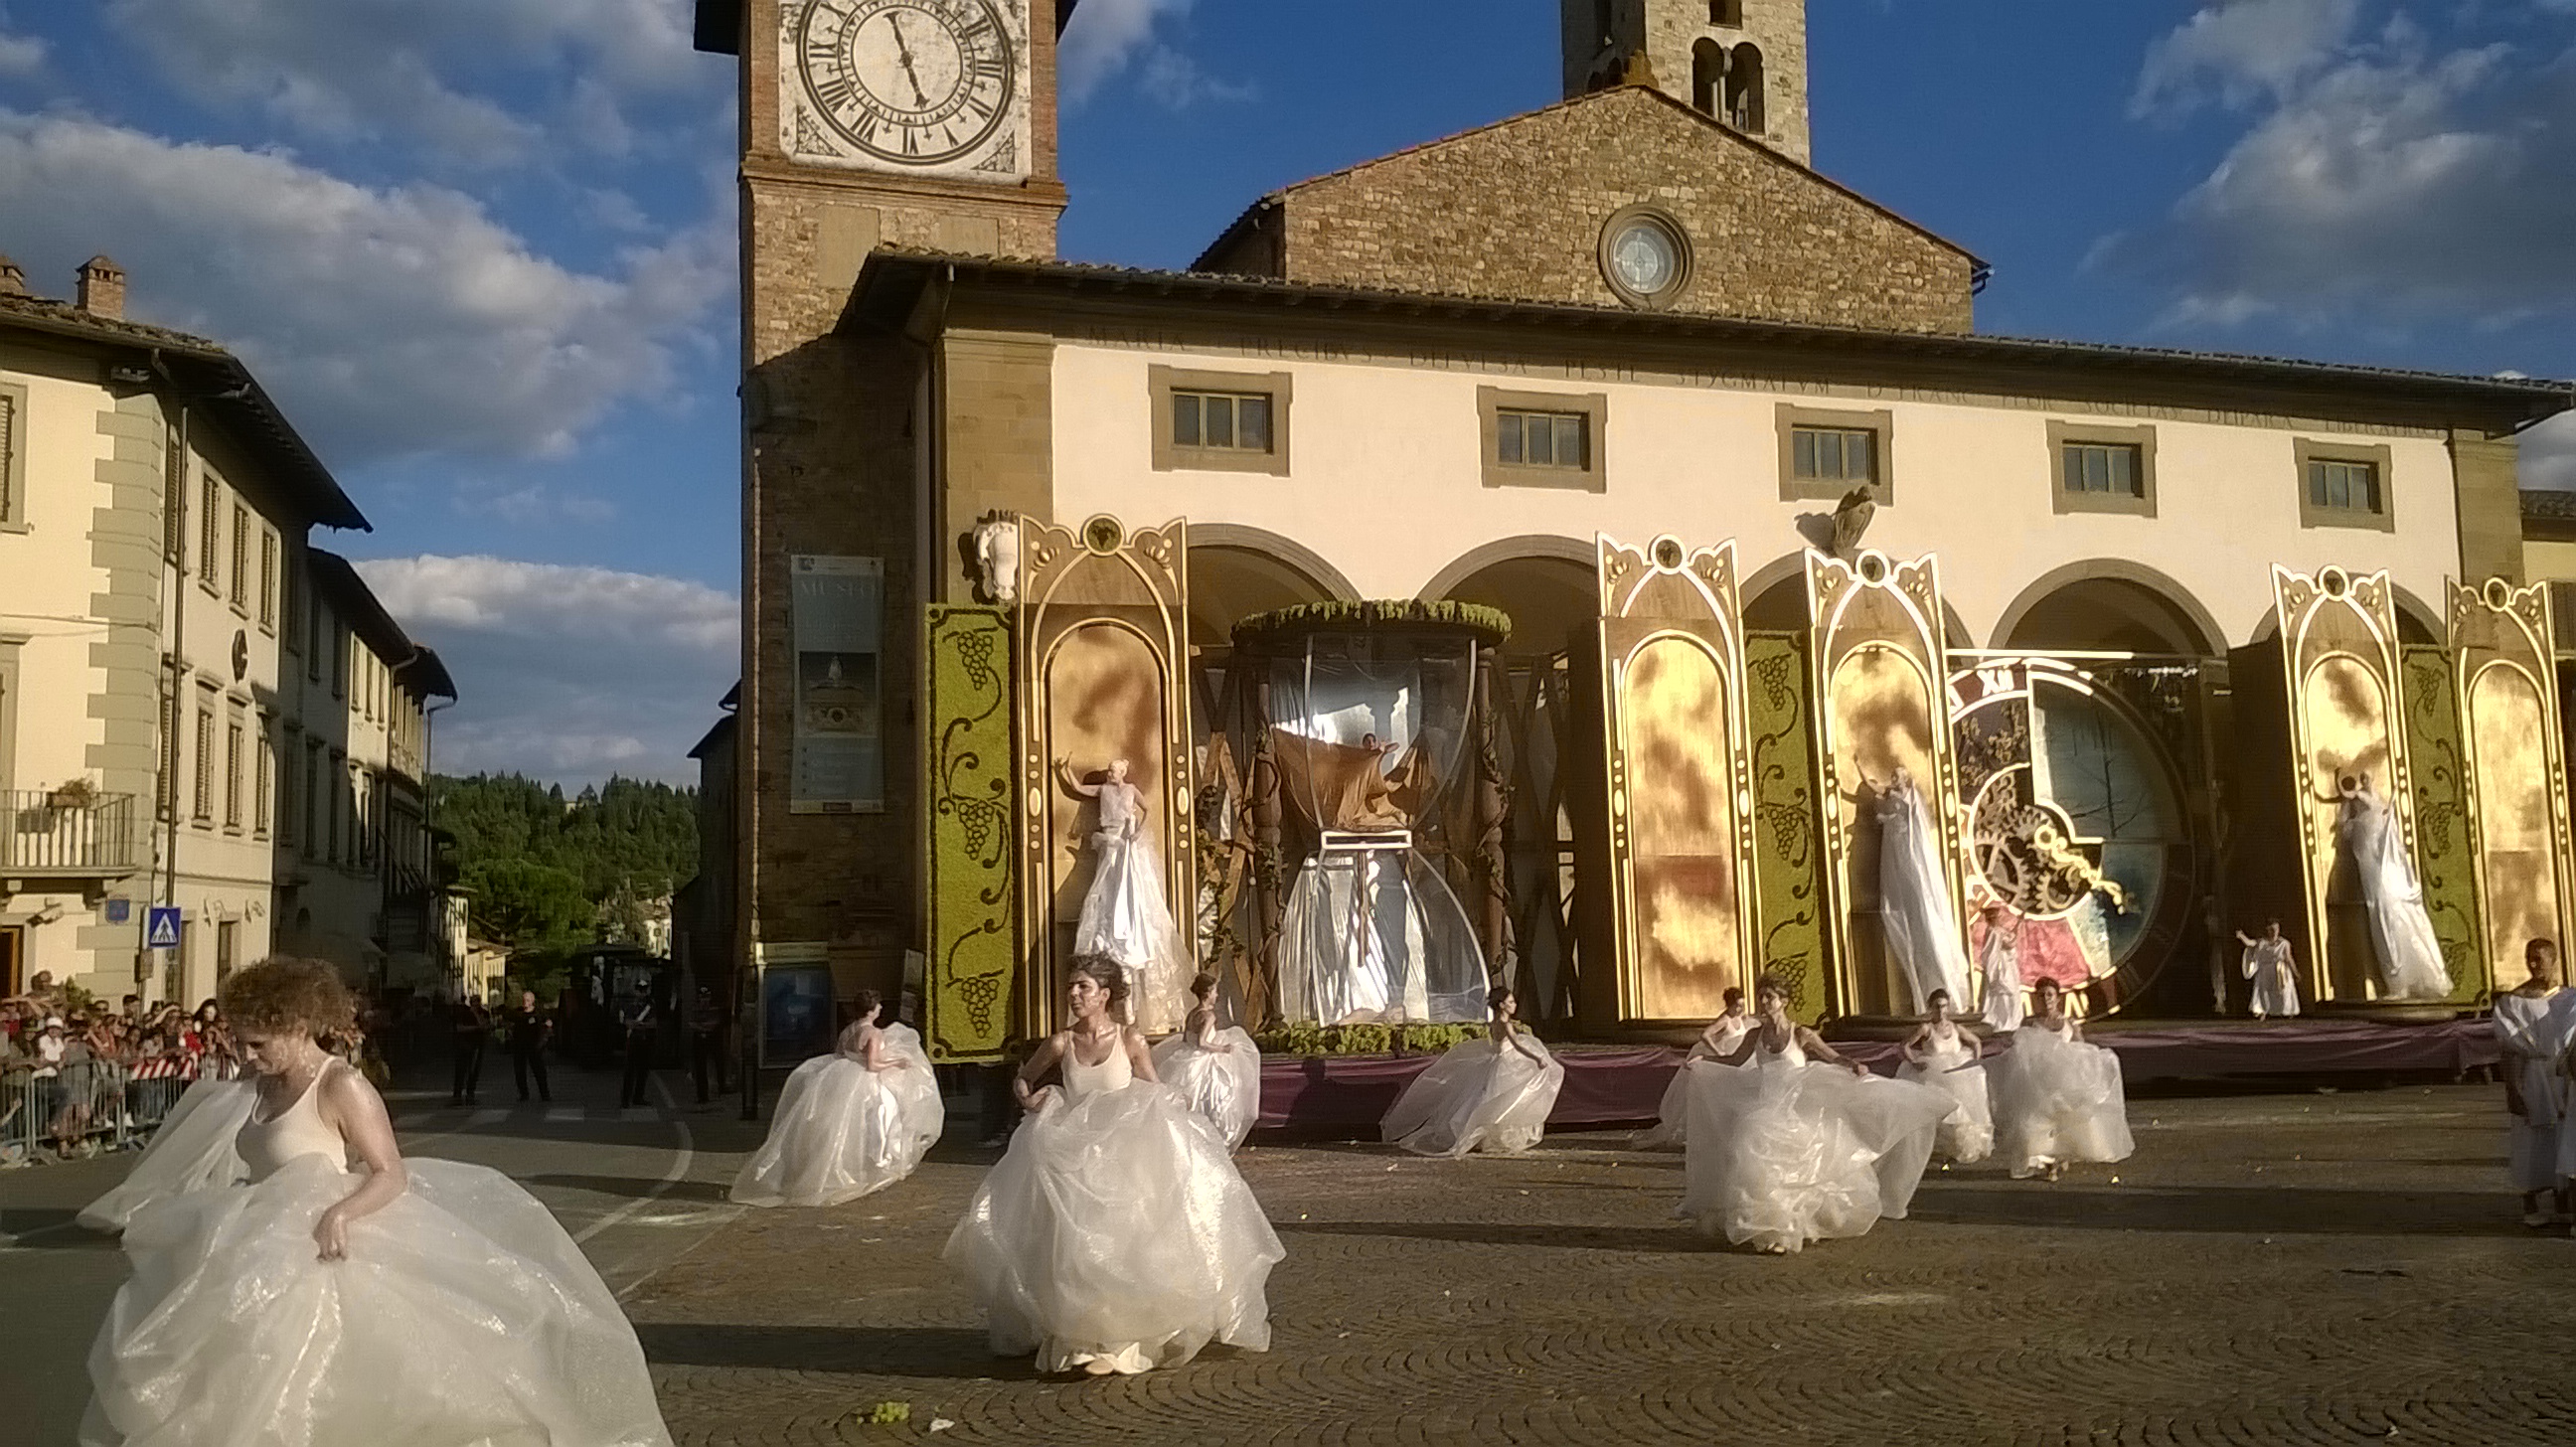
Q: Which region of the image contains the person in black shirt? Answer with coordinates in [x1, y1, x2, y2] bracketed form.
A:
[688, 987, 731, 1105]
[616, 981, 658, 1109]
[508, 989, 554, 1103]
[448, 996, 489, 1106]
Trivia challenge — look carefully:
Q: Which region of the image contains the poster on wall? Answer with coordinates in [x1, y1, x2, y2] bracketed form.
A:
[790, 555, 885, 813]
[758, 961, 837, 1068]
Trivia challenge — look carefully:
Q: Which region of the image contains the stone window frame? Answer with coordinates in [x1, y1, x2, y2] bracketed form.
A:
[1480, 386, 1608, 493]
[1148, 364, 1292, 477]
[1597, 204, 1695, 312]
[1776, 403, 1895, 504]
[2294, 436, 2397, 533]
[0, 379, 27, 533]
[2047, 419, 2159, 519]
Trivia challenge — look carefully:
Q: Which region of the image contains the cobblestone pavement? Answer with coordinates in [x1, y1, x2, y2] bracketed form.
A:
[629, 1083, 2576, 1447]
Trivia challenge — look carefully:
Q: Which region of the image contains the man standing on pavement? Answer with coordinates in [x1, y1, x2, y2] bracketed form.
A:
[448, 993, 490, 1106]
[688, 986, 731, 1105]
[509, 989, 554, 1103]
[617, 979, 659, 1108]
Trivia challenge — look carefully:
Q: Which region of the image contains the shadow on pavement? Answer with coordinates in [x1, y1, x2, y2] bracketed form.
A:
[1276, 1218, 1708, 1254]
[635, 1323, 1027, 1379]
[1908, 1182, 2524, 1236]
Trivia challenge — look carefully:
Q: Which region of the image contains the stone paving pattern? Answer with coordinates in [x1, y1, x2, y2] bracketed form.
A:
[629, 1083, 2576, 1446]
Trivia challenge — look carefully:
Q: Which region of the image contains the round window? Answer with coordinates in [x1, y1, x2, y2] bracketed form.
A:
[1598, 208, 1692, 308]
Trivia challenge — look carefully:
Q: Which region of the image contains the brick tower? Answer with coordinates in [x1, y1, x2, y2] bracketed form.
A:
[1560, 0, 1812, 165]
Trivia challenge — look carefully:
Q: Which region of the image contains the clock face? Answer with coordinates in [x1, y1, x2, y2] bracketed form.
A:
[786, 0, 1025, 175]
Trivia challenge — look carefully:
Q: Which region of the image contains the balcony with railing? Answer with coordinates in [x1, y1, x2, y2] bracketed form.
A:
[2, 790, 143, 879]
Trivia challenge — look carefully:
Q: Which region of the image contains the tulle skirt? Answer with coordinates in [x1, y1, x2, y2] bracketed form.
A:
[1632, 1058, 1704, 1150]
[1991, 1027, 2135, 1178]
[82, 1155, 672, 1446]
[730, 1028, 944, 1207]
[943, 1081, 1284, 1374]
[78, 1079, 254, 1233]
[1678, 1059, 1952, 1253]
[1074, 836, 1194, 1035]
[1896, 1049, 1994, 1164]
[1381, 1037, 1564, 1158]
[1149, 1029, 1263, 1151]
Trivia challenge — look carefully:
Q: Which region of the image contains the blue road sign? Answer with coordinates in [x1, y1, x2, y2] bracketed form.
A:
[105, 897, 131, 925]
[146, 905, 183, 950]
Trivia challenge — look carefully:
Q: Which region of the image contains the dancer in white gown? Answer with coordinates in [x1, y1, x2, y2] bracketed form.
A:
[2336, 773, 2454, 1001]
[1150, 972, 1263, 1151]
[1058, 757, 1193, 1034]
[2235, 919, 2303, 1020]
[1875, 768, 1973, 1013]
[2494, 939, 2572, 1227]
[1634, 986, 1751, 1149]
[1679, 977, 1954, 1254]
[945, 959, 1283, 1375]
[1897, 989, 1993, 1163]
[77, 1076, 256, 1232]
[1381, 985, 1565, 1157]
[1976, 903, 2024, 1033]
[81, 958, 671, 1447]
[1990, 977, 2135, 1182]
[731, 990, 944, 1207]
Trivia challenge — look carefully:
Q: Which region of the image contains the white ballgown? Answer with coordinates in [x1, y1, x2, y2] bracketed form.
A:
[1380, 1030, 1565, 1158]
[1150, 1019, 1263, 1151]
[1991, 1020, 2136, 1179]
[1073, 783, 1194, 1036]
[1877, 783, 1973, 1014]
[2494, 990, 2571, 1194]
[78, 1078, 255, 1233]
[1979, 928, 2024, 1033]
[1896, 1022, 1994, 1163]
[2337, 790, 2454, 1000]
[2242, 938, 2302, 1019]
[944, 1041, 1284, 1374]
[730, 1024, 944, 1207]
[81, 1060, 672, 1447]
[1633, 1015, 1752, 1149]
[1677, 1035, 1952, 1254]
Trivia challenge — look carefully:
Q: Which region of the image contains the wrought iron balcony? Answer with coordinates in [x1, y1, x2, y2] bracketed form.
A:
[1, 790, 143, 879]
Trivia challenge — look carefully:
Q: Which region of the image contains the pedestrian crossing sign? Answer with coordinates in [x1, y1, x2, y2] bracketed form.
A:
[146, 905, 183, 950]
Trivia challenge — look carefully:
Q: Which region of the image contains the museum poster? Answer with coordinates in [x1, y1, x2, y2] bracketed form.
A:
[758, 961, 837, 1068]
[790, 555, 885, 812]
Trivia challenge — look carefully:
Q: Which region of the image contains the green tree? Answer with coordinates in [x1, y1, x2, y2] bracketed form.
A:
[462, 858, 591, 956]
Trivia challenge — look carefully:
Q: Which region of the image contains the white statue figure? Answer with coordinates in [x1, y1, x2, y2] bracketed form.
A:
[1057, 757, 1193, 1034]
[1872, 766, 1974, 1014]
[972, 515, 1020, 605]
[2334, 772, 2453, 1001]
[2234, 919, 2302, 1020]
[1976, 901, 2024, 1033]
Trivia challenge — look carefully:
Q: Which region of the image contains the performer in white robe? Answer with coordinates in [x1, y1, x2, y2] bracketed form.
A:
[2335, 773, 2454, 1001]
[1896, 989, 1993, 1163]
[2494, 939, 2571, 1226]
[1633, 987, 1752, 1149]
[2235, 920, 2303, 1020]
[1058, 757, 1194, 1035]
[945, 959, 1283, 1375]
[1149, 971, 1263, 1151]
[81, 958, 672, 1447]
[731, 991, 944, 1207]
[1874, 768, 1973, 1014]
[1679, 977, 1953, 1254]
[1990, 977, 2135, 1181]
[77, 1077, 256, 1233]
[1976, 903, 2024, 1033]
[1382, 985, 1564, 1157]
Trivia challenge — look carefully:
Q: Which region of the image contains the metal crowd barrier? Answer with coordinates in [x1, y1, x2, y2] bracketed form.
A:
[0, 1060, 202, 1167]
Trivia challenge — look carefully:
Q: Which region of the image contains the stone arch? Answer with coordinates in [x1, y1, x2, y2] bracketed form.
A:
[1691, 38, 1724, 116]
[2391, 584, 2445, 647]
[1990, 560, 2227, 656]
[1187, 525, 1359, 653]
[1724, 42, 1765, 132]
[1419, 535, 1596, 660]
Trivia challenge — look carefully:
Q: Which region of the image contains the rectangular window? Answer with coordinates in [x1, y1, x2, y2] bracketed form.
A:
[2309, 458, 2378, 513]
[1495, 409, 1590, 470]
[0, 381, 26, 530]
[308, 600, 325, 681]
[277, 727, 298, 848]
[1481, 387, 1609, 492]
[258, 532, 278, 631]
[229, 505, 248, 610]
[304, 742, 323, 855]
[224, 718, 244, 830]
[2061, 443, 2143, 496]
[1775, 404, 1896, 503]
[1148, 366, 1294, 476]
[1792, 426, 1877, 485]
[1171, 391, 1273, 452]
[215, 922, 238, 989]
[333, 624, 347, 699]
[2046, 420, 2158, 518]
[329, 754, 346, 864]
[162, 430, 186, 559]
[156, 683, 179, 821]
[253, 724, 273, 839]
[2294, 438, 2396, 531]
[200, 478, 221, 594]
[193, 705, 215, 822]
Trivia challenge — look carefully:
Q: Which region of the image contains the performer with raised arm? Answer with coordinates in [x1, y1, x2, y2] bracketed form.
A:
[1990, 977, 2136, 1182]
[1634, 986, 1752, 1149]
[1874, 767, 1973, 1013]
[1381, 984, 1566, 1157]
[2335, 772, 2453, 1000]
[1057, 757, 1193, 1034]
[1150, 971, 1263, 1150]
[2235, 919, 2303, 1020]
[731, 989, 944, 1207]
[1897, 988, 1993, 1163]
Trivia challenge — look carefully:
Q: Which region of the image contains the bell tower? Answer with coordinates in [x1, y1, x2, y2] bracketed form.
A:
[1560, 0, 1812, 166]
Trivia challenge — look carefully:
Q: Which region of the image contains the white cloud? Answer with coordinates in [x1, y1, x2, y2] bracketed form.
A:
[2526, 412, 2576, 491]
[0, 27, 43, 79]
[354, 555, 736, 783]
[0, 112, 731, 464]
[2133, 0, 2362, 116]
[1061, 0, 1244, 107]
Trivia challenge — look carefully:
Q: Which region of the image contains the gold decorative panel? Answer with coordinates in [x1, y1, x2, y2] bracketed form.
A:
[1591, 535, 1756, 1024]
[2452, 577, 2573, 996]
[1016, 515, 1193, 1040]
[1806, 550, 1967, 1019]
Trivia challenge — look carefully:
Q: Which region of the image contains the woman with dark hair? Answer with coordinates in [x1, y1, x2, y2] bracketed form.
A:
[1896, 988, 1993, 1163]
[732, 987, 945, 1207]
[1990, 976, 2135, 1181]
[946, 957, 1283, 1376]
[1149, 972, 1262, 1150]
[80, 958, 671, 1446]
[1380, 983, 1564, 1157]
[1680, 975, 1953, 1254]
[1635, 985, 1753, 1149]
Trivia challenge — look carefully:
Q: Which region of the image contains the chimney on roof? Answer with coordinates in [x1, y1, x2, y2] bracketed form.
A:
[78, 255, 126, 320]
[0, 253, 25, 297]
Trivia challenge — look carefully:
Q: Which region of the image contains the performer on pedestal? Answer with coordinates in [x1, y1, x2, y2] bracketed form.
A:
[1873, 768, 1973, 1013]
[1149, 972, 1262, 1151]
[1380, 984, 1564, 1157]
[945, 959, 1283, 1376]
[2235, 920, 2303, 1020]
[1897, 989, 1993, 1163]
[1976, 901, 2024, 1033]
[731, 989, 943, 1207]
[1990, 977, 2135, 1182]
[1633, 986, 1752, 1150]
[1057, 758, 1194, 1035]
[80, 958, 672, 1446]
[2494, 939, 2571, 1228]
[2334, 773, 2454, 1000]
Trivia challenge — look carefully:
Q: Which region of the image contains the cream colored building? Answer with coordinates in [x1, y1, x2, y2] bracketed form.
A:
[0, 251, 454, 1007]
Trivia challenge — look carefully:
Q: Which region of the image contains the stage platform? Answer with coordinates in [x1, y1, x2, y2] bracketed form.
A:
[1251, 1017, 2502, 1137]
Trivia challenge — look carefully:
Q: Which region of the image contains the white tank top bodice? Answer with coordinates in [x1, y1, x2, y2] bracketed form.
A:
[1926, 1021, 1971, 1058]
[1062, 1038, 1133, 1101]
[238, 1060, 349, 1180]
[1753, 1030, 1808, 1068]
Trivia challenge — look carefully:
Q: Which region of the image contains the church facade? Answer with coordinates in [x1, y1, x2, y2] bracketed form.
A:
[694, 0, 2574, 1051]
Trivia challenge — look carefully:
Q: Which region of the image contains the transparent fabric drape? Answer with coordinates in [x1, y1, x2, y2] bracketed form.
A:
[1380, 1035, 1563, 1157]
[1895, 1031, 1994, 1163]
[1150, 1027, 1263, 1151]
[730, 1024, 945, 1207]
[1677, 1045, 1951, 1254]
[1990, 1024, 2135, 1178]
[1278, 845, 1489, 1025]
[2337, 791, 2454, 1000]
[78, 1078, 254, 1233]
[1877, 783, 1972, 1013]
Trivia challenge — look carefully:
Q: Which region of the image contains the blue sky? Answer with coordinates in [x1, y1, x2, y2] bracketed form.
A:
[2, 0, 2571, 783]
